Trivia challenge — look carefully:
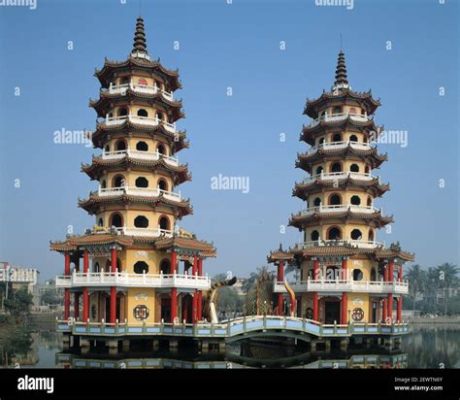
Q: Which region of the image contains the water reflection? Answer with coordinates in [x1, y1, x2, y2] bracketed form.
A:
[1, 326, 459, 369]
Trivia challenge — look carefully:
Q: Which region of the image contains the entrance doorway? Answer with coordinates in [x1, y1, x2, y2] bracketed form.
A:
[161, 298, 171, 322]
[324, 300, 340, 324]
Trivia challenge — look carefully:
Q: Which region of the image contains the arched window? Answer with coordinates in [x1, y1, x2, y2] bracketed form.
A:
[136, 141, 148, 151]
[120, 76, 129, 85]
[367, 197, 372, 207]
[327, 226, 341, 240]
[113, 175, 125, 188]
[369, 229, 375, 241]
[350, 164, 360, 173]
[313, 197, 321, 207]
[332, 106, 342, 115]
[157, 144, 166, 155]
[135, 177, 149, 188]
[101, 180, 107, 189]
[158, 179, 168, 191]
[332, 133, 342, 142]
[160, 259, 170, 274]
[365, 165, 370, 174]
[159, 216, 170, 230]
[137, 109, 148, 117]
[134, 216, 149, 228]
[311, 230, 320, 241]
[351, 195, 361, 205]
[329, 193, 341, 206]
[138, 78, 148, 86]
[370, 268, 377, 281]
[351, 229, 362, 240]
[110, 213, 123, 228]
[349, 135, 358, 142]
[318, 137, 325, 145]
[315, 166, 324, 175]
[118, 107, 128, 117]
[363, 136, 368, 144]
[94, 262, 100, 273]
[116, 140, 126, 151]
[134, 261, 149, 274]
[104, 144, 110, 152]
[353, 269, 363, 281]
[331, 162, 342, 173]
[98, 218, 103, 227]
[157, 112, 164, 121]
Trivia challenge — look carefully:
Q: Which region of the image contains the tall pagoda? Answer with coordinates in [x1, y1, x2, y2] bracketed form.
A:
[268, 51, 414, 327]
[51, 17, 216, 335]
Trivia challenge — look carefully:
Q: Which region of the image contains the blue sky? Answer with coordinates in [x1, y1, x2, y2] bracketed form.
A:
[0, 0, 458, 281]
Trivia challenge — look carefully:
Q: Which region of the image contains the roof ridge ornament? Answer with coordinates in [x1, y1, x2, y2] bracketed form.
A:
[131, 16, 151, 61]
[332, 50, 351, 93]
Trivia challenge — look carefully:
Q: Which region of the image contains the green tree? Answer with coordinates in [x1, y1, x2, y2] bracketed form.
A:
[40, 289, 60, 306]
[4, 287, 33, 319]
[405, 264, 427, 312]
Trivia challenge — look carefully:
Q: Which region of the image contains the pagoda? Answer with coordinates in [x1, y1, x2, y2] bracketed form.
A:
[50, 17, 216, 344]
[268, 51, 414, 329]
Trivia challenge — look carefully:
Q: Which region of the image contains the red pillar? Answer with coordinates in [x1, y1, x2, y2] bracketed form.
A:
[197, 257, 203, 321]
[111, 247, 117, 273]
[397, 296, 403, 322]
[64, 253, 71, 320]
[388, 259, 394, 282]
[73, 293, 79, 319]
[313, 292, 319, 321]
[277, 261, 285, 315]
[82, 288, 89, 322]
[341, 292, 348, 324]
[110, 287, 116, 323]
[382, 299, 388, 322]
[171, 288, 177, 323]
[387, 294, 393, 323]
[398, 265, 403, 282]
[82, 250, 89, 322]
[313, 259, 320, 280]
[341, 257, 348, 281]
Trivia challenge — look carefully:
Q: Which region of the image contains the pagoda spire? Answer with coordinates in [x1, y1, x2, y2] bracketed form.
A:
[333, 50, 349, 90]
[131, 16, 148, 56]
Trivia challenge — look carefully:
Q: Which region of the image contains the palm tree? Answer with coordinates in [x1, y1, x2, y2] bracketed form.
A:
[436, 263, 459, 315]
[405, 264, 427, 314]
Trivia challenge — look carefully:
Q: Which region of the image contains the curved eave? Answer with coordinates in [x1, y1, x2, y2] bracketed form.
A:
[288, 211, 393, 229]
[154, 236, 217, 258]
[95, 57, 181, 91]
[50, 234, 134, 253]
[296, 147, 388, 172]
[375, 248, 415, 262]
[89, 91, 184, 121]
[292, 179, 390, 200]
[301, 119, 382, 145]
[267, 250, 295, 264]
[304, 89, 381, 119]
[290, 245, 378, 258]
[91, 121, 188, 152]
[81, 157, 191, 184]
[78, 194, 192, 217]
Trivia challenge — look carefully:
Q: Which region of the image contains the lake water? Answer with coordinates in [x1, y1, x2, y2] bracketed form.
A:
[1, 325, 459, 369]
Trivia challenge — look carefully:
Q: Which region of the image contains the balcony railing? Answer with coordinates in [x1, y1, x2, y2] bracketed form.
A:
[307, 112, 369, 128]
[273, 278, 409, 294]
[302, 171, 377, 184]
[306, 140, 374, 155]
[300, 204, 379, 215]
[296, 240, 384, 249]
[97, 186, 182, 202]
[56, 271, 210, 289]
[111, 227, 175, 237]
[105, 82, 174, 101]
[101, 149, 179, 166]
[104, 114, 176, 133]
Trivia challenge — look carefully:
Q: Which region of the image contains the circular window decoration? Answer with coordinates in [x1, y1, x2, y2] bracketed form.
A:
[305, 307, 313, 319]
[133, 305, 150, 321]
[353, 269, 363, 281]
[352, 308, 364, 321]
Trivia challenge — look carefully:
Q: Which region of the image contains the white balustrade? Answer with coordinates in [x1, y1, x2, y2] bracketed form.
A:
[106, 82, 174, 101]
[104, 114, 177, 133]
[300, 204, 378, 215]
[97, 186, 182, 201]
[56, 271, 210, 289]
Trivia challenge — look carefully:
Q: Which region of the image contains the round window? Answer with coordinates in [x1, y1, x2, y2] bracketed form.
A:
[352, 308, 364, 321]
[134, 305, 150, 321]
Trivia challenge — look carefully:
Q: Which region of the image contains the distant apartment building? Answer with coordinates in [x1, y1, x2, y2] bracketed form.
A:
[0, 261, 40, 307]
